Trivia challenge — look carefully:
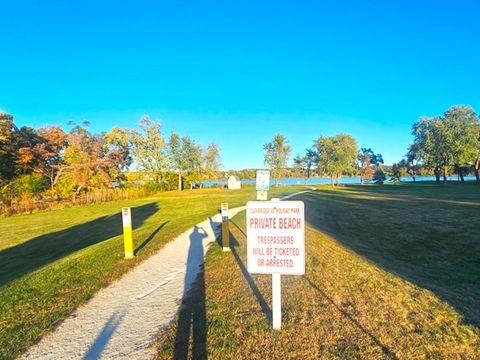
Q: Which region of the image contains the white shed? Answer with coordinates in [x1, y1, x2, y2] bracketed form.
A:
[227, 175, 241, 190]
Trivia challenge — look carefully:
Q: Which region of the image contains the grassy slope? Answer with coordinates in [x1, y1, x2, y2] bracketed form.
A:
[0, 186, 306, 359]
[156, 183, 480, 359]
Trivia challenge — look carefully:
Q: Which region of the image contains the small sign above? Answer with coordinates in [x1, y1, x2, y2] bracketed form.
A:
[256, 170, 270, 191]
[221, 203, 229, 219]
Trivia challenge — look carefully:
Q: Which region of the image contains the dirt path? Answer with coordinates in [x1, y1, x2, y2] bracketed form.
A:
[22, 206, 246, 360]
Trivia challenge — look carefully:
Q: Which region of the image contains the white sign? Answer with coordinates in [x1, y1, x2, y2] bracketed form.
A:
[122, 207, 131, 227]
[246, 200, 305, 275]
[256, 170, 270, 191]
[221, 203, 228, 219]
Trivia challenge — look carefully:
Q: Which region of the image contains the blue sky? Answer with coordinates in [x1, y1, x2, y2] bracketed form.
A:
[1, 0, 479, 169]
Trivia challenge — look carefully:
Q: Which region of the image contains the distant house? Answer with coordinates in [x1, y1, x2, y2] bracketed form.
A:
[227, 175, 241, 190]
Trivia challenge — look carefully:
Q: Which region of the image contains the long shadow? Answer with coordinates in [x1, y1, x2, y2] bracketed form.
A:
[229, 219, 272, 322]
[294, 188, 480, 328]
[134, 221, 169, 255]
[304, 276, 398, 360]
[173, 225, 208, 360]
[0, 202, 159, 287]
[82, 310, 125, 360]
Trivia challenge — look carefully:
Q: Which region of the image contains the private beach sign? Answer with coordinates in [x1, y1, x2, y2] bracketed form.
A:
[246, 200, 305, 275]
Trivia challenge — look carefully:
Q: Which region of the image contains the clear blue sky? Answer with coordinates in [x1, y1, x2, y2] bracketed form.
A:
[2, 0, 479, 169]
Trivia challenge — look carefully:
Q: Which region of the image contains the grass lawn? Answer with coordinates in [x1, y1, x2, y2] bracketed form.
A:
[0, 186, 306, 359]
[156, 183, 480, 359]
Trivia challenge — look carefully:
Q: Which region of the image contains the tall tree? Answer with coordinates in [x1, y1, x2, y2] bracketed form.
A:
[314, 134, 358, 187]
[131, 116, 166, 182]
[202, 143, 222, 183]
[0, 113, 18, 184]
[263, 134, 292, 186]
[167, 133, 202, 190]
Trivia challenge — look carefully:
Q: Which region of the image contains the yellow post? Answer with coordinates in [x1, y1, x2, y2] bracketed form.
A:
[122, 207, 134, 259]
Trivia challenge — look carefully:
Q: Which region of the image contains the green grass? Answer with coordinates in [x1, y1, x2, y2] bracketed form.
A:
[0, 186, 307, 359]
[156, 183, 480, 359]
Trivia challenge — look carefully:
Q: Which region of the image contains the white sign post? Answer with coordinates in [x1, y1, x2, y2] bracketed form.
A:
[246, 200, 305, 329]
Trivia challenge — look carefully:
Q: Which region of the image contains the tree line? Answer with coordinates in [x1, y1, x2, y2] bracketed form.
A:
[262, 105, 480, 186]
[0, 114, 222, 207]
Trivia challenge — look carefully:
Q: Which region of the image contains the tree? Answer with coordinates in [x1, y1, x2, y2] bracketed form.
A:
[358, 148, 383, 184]
[167, 133, 202, 190]
[442, 106, 478, 182]
[16, 126, 67, 191]
[293, 148, 316, 185]
[409, 116, 445, 183]
[314, 134, 358, 186]
[373, 168, 386, 184]
[131, 116, 166, 182]
[263, 134, 292, 186]
[0, 113, 18, 184]
[202, 143, 222, 184]
[409, 106, 479, 183]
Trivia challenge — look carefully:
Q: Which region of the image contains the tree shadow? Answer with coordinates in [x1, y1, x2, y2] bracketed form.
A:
[134, 221, 169, 255]
[0, 202, 159, 287]
[294, 189, 480, 328]
[173, 225, 208, 360]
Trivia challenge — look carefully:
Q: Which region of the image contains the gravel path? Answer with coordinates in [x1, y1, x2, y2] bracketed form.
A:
[23, 206, 246, 360]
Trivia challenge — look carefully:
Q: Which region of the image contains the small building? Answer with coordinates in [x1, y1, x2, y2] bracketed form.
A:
[227, 175, 241, 190]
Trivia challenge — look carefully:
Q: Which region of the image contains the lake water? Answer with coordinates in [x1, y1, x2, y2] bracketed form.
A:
[204, 176, 477, 187]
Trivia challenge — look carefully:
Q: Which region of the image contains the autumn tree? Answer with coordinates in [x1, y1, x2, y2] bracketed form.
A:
[16, 126, 67, 191]
[263, 134, 292, 186]
[314, 134, 358, 187]
[358, 148, 383, 184]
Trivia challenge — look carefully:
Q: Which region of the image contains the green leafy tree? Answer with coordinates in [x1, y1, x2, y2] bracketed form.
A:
[314, 134, 358, 186]
[409, 106, 479, 183]
[0, 113, 19, 184]
[131, 116, 166, 182]
[263, 134, 292, 186]
[373, 168, 387, 184]
[167, 133, 202, 190]
[292, 148, 316, 185]
[202, 143, 222, 184]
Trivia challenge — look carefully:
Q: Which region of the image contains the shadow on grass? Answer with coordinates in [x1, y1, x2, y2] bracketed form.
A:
[229, 219, 272, 323]
[134, 221, 169, 255]
[304, 276, 398, 360]
[294, 186, 480, 328]
[0, 202, 159, 287]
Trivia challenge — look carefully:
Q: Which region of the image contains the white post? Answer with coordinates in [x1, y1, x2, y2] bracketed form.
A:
[272, 273, 281, 329]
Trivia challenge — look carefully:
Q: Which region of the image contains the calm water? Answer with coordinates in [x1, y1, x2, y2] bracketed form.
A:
[204, 176, 477, 187]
